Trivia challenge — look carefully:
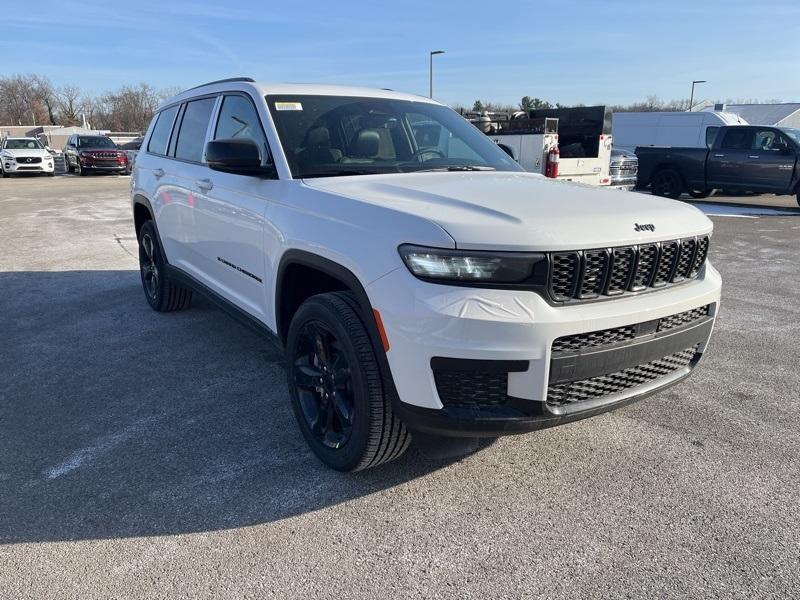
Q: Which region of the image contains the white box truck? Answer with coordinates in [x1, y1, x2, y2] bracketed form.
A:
[612, 110, 747, 153]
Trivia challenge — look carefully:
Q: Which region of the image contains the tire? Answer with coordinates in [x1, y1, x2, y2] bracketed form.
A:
[650, 168, 684, 199]
[796, 192, 800, 208]
[286, 291, 410, 472]
[47, 172, 55, 177]
[77, 162, 88, 176]
[137, 220, 192, 312]
[65, 157, 73, 173]
[688, 188, 713, 199]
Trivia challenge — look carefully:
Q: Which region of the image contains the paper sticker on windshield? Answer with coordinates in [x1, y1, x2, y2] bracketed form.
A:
[274, 102, 303, 111]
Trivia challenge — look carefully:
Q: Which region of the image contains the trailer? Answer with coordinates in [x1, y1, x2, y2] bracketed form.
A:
[470, 106, 614, 187]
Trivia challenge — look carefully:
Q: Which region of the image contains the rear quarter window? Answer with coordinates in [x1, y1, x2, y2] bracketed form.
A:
[147, 106, 179, 155]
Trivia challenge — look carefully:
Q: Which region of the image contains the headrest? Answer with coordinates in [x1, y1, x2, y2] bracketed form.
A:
[352, 129, 380, 157]
[307, 127, 331, 147]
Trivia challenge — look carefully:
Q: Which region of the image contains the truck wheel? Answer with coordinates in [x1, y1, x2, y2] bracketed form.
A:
[286, 292, 410, 472]
[651, 169, 684, 199]
[796, 192, 800, 208]
[138, 220, 192, 312]
[688, 189, 713, 199]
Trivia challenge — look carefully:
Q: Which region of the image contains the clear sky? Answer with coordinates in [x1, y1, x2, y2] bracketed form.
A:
[4, 0, 799, 106]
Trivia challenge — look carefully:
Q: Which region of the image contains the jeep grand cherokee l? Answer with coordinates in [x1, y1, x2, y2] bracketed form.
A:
[131, 78, 721, 471]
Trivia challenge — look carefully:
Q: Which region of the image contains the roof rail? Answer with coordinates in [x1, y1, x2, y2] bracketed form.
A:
[184, 77, 255, 92]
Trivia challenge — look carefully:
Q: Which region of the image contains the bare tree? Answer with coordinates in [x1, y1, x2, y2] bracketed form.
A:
[57, 85, 83, 126]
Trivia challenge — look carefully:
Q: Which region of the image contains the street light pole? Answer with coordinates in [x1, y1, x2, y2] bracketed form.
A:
[689, 80, 706, 112]
[429, 50, 445, 98]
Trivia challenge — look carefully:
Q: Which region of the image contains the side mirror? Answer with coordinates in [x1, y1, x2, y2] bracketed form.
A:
[206, 139, 277, 178]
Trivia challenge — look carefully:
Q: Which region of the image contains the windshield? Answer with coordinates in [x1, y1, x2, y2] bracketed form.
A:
[78, 137, 117, 149]
[267, 95, 522, 178]
[4, 138, 44, 150]
[780, 128, 800, 146]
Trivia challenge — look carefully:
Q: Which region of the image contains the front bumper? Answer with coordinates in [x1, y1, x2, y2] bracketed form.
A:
[3, 160, 54, 173]
[367, 262, 721, 437]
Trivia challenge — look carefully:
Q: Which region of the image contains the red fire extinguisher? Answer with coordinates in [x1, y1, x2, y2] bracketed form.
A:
[546, 145, 560, 178]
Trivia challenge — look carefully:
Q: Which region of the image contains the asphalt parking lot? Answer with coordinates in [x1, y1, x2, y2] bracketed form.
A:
[1, 175, 799, 599]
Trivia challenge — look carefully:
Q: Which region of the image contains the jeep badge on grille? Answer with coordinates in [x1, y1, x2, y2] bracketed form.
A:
[634, 223, 655, 232]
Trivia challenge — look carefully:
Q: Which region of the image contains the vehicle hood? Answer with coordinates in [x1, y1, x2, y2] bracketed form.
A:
[1, 148, 52, 160]
[303, 171, 713, 251]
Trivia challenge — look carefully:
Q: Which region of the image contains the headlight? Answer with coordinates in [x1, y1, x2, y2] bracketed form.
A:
[398, 244, 547, 284]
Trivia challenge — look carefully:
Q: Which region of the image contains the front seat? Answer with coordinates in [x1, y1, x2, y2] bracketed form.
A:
[342, 129, 381, 163]
[298, 127, 342, 171]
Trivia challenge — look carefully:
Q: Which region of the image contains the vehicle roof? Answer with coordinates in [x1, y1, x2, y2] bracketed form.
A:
[159, 80, 439, 111]
[4, 136, 39, 140]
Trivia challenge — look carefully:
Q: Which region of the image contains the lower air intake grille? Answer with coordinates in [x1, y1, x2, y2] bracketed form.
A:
[433, 369, 508, 409]
[657, 305, 710, 332]
[546, 345, 699, 407]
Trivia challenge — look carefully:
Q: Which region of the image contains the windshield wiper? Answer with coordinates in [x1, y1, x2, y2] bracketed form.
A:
[414, 165, 496, 173]
[300, 168, 387, 179]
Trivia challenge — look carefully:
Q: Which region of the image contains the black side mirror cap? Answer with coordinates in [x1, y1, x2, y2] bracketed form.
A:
[206, 139, 277, 178]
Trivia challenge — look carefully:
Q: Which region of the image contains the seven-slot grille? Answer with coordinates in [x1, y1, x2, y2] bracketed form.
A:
[548, 236, 709, 302]
[551, 304, 711, 354]
[547, 345, 699, 407]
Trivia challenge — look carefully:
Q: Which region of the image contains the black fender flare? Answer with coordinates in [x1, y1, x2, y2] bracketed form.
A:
[276, 249, 399, 399]
[132, 194, 169, 263]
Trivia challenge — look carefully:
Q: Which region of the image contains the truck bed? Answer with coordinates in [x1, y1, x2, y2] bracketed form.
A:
[635, 146, 708, 189]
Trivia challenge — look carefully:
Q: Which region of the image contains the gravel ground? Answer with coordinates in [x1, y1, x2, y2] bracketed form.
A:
[1, 175, 798, 599]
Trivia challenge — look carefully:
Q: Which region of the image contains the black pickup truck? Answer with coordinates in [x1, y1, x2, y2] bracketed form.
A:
[636, 125, 800, 206]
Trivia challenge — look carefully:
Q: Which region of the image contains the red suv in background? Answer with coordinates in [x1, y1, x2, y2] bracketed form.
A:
[63, 135, 128, 176]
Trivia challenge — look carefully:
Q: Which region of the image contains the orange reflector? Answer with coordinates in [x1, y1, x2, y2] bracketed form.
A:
[372, 308, 390, 352]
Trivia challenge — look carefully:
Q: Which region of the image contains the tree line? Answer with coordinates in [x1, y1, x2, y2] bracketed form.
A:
[456, 94, 785, 115]
[0, 74, 177, 132]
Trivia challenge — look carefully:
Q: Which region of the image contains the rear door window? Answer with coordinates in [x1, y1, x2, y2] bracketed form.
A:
[174, 98, 217, 163]
[720, 129, 753, 150]
[147, 106, 179, 155]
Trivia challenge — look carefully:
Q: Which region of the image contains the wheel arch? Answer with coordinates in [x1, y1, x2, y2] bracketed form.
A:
[132, 194, 170, 263]
[275, 250, 376, 343]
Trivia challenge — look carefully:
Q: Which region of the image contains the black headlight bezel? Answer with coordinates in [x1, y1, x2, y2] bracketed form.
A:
[398, 244, 550, 290]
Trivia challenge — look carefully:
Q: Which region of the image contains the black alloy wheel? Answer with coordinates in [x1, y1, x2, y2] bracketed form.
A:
[292, 320, 355, 451]
[137, 220, 192, 312]
[286, 292, 410, 471]
[139, 228, 160, 303]
[651, 169, 683, 199]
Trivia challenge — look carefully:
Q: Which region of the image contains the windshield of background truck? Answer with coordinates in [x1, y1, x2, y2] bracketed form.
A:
[267, 95, 522, 178]
[4, 138, 44, 150]
[77, 137, 117, 149]
[780, 128, 800, 146]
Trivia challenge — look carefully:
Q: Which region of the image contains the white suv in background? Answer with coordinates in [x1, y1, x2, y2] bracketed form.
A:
[0, 137, 55, 177]
[131, 78, 721, 471]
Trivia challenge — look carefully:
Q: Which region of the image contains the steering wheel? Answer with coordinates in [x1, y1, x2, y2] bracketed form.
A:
[410, 147, 446, 161]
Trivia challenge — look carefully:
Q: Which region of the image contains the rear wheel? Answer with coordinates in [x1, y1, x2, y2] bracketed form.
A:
[137, 220, 192, 312]
[796, 192, 800, 208]
[287, 292, 410, 471]
[651, 168, 684, 199]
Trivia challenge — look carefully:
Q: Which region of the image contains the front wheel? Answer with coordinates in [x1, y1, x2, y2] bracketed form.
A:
[651, 169, 684, 199]
[796, 192, 800, 208]
[286, 292, 410, 471]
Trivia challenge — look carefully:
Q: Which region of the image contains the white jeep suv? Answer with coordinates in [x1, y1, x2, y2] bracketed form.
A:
[131, 78, 721, 471]
[1, 137, 55, 177]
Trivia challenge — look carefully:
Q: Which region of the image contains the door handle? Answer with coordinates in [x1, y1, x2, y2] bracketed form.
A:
[152, 168, 165, 178]
[195, 178, 213, 191]
[748, 155, 760, 159]
[713, 154, 725, 158]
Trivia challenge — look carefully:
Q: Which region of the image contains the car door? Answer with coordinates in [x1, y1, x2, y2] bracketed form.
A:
[64, 135, 76, 168]
[163, 96, 220, 286]
[706, 127, 755, 190]
[196, 92, 276, 322]
[746, 129, 796, 191]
